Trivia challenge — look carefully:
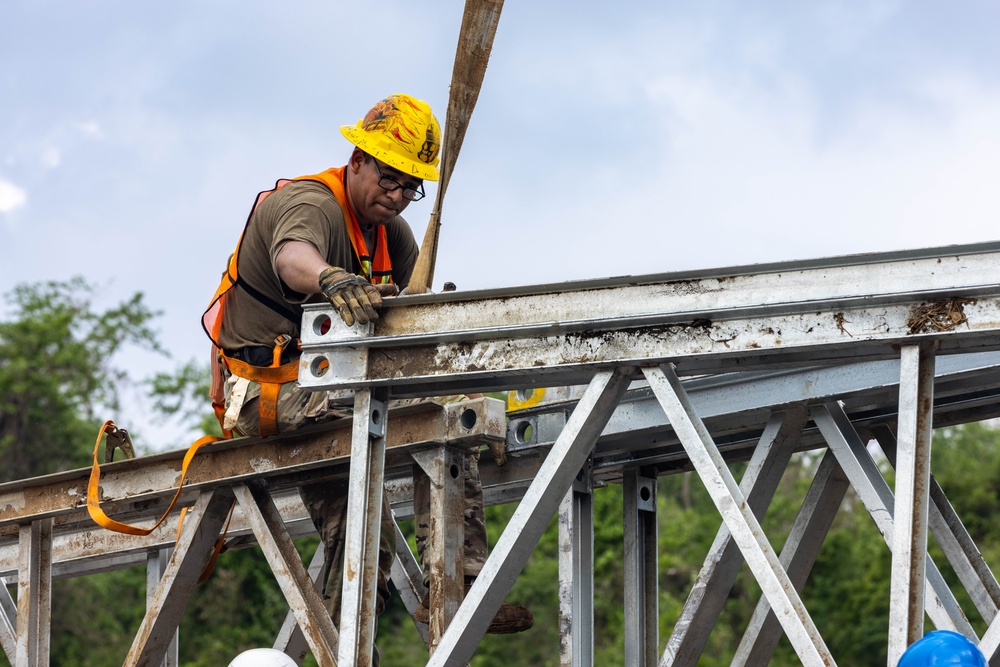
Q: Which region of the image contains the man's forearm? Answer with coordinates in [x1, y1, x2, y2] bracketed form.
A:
[274, 241, 329, 294]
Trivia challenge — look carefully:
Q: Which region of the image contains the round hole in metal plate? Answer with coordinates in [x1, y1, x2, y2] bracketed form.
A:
[514, 420, 533, 444]
[313, 314, 332, 336]
[460, 408, 477, 430]
[310, 356, 330, 378]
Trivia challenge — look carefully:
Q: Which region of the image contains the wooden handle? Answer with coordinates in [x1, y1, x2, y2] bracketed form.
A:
[407, 0, 504, 294]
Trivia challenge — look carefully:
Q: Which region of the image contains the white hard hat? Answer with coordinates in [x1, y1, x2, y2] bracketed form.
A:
[227, 648, 297, 667]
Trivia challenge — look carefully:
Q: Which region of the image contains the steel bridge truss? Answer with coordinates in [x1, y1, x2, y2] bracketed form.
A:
[2, 242, 1000, 666]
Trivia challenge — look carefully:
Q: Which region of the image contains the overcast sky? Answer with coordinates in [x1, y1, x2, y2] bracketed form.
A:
[3, 1, 1000, 449]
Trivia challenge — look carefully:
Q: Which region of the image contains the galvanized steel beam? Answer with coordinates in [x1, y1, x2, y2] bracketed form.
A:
[299, 243, 1000, 394]
[0, 576, 15, 661]
[15, 518, 51, 667]
[623, 469, 657, 667]
[338, 388, 388, 667]
[889, 344, 937, 664]
[558, 461, 594, 667]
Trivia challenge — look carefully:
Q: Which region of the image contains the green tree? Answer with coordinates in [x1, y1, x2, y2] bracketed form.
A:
[0, 277, 162, 481]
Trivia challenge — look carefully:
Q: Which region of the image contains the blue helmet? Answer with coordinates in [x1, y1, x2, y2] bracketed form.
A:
[898, 631, 987, 666]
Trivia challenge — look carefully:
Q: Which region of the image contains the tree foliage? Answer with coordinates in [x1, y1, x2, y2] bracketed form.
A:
[0, 277, 162, 481]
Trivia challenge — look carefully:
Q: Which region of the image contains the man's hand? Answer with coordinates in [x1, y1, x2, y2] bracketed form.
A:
[319, 267, 382, 326]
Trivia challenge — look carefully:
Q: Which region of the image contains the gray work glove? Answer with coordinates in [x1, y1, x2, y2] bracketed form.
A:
[319, 267, 386, 326]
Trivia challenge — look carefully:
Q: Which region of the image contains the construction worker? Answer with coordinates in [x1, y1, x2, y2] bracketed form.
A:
[897, 630, 987, 666]
[202, 94, 531, 661]
[227, 648, 297, 667]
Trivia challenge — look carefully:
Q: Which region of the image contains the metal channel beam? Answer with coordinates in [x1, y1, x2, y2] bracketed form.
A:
[889, 344, 936, 664]
[0, 576, 15, 661]
[15, 519, 51, 667]
[644, 364, 835, 666]
[558, 462, 594, 667]
[299, 243, 1000, 393]
[411, 445, 466, 653]
[146, 549, 177, 667]
[338, 388, 388, 667]
[623, 469, 657, 667]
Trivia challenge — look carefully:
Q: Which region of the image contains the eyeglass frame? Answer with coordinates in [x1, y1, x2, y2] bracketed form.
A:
[370, 159, 426, 201]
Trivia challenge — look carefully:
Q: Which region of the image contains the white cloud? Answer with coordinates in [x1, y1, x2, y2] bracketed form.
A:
[76, 120, 103, 138]
[41, 147, 61, 168]
[0, 179, 27, 213]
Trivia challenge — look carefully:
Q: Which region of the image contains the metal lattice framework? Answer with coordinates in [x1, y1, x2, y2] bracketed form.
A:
[2, 241, 1000, 666]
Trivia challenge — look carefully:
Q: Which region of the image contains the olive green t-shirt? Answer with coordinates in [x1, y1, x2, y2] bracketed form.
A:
[218, 179, 418, 351]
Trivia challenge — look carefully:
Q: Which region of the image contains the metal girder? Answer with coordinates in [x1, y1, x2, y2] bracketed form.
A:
[889, 344, 937, 664]
[16, 518, 51, 667]
[623, 469, 657, 667]
[644, 364, 835, 666]
[0, 398, 505, 532]
[558, 461, 594, 667]
[389, 519, 430, 647]
[299, 243, 1000, 394]
[271, 543, 327, 664]
[338, 388, 388, 667]
[411, 446, 466, 652]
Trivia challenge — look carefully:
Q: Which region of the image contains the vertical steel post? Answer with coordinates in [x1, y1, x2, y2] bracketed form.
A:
[888, 344, 936, 666]
[558, 460, 594, 667]
[411, 446, 467, 654]
[15, 518, 52, 667]
[623, 470, 657, 667]
[339, 386, 389, 667]
[147, 548, 178, 667]
[1, 576, 17, 661]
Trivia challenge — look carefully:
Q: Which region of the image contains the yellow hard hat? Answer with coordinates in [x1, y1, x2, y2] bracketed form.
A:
[341, 94, 441, 182]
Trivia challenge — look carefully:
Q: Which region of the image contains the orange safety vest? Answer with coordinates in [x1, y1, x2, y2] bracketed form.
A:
[202, 166, 394, 436]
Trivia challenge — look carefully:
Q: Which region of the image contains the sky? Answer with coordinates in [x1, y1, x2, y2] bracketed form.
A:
[3, 0, 1000, 449]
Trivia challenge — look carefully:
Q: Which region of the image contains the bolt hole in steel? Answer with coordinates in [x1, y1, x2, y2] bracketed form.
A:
[460, 408, 477, 430]
[640, 486, 651, 502]
[515, 388, 534, 402]
[313, 314, 332, 336]
[371, 409, 382, 425]
[514, 420, 533, 444]
[450, 464, 460, 479]
[309, 356, 329, 378]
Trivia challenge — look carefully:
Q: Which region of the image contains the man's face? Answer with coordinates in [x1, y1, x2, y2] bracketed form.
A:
[349, 152, 424, 227]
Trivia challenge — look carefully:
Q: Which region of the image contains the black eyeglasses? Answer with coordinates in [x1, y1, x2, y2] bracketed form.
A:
[371, 160, 426, 201]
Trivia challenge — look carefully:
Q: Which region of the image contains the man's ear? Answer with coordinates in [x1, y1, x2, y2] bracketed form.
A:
[348, 148, 366, 174]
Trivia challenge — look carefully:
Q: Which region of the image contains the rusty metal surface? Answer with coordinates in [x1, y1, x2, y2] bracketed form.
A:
[0, 398, 504, 529]
[299, 242, 1000, 394]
